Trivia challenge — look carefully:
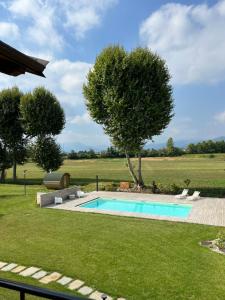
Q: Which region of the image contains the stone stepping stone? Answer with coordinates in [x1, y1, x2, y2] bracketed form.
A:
[20, 267, 40, 277]
[11, 266, 27, 273]
[39, 272, 61, 284]
[1, 263, 17, 272]
[0, 262, 8, 269]
[57, 276, 73, 285]
[89, 291, 102, 300]
[68, 279, 84, 290]
[32, 270, 48, 279]
[117, 298, 126, 300]
[78, 286, 93, 296]
[101, 295, 112, 300]
[89, 291, 113, 300]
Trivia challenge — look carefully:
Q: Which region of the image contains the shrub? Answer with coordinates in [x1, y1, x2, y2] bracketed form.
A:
[215, 230, 225, 250]
[184, 179, 191, 188]
[158, 183, 180, 195]
[104, 182, 118, 191]
[150, 181, 159, 194]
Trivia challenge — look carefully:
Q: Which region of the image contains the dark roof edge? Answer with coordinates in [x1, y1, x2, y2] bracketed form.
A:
[0, 40, 49, 74]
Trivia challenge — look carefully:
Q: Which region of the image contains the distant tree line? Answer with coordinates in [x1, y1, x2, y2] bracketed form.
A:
[67, 138, 225, 160]
[67, 147, 126, 160]
[186, 140, 225, 154]
[67, 138, 184, 160]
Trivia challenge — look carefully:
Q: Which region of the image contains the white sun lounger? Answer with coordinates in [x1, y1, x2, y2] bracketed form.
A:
[187, 191, 200, 201]
[175, 189, 189, 199]
[76, 190, 86, 198]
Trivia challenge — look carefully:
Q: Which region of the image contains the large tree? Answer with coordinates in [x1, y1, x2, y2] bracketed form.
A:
[0, 87, 25, 181]
[83, 46, 173, 187]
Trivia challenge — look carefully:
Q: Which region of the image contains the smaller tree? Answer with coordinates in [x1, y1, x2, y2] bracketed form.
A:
[166, 137, 175, 156]
[32, 136, 63, 173]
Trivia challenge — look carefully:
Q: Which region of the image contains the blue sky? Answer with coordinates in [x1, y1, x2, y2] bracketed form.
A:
[0, 0, 225, 151]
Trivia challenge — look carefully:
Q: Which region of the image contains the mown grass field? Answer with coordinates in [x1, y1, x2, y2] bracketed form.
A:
[4, 153, 225, 196]
[1, 155, 225, 299]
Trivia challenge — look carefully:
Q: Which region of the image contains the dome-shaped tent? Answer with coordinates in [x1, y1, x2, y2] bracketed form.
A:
[43, 172, 70, 190]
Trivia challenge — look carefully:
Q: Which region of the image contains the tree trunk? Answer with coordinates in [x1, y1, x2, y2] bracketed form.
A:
[125, 151, 138, 186]
[12, 151, 17, 182]
[0, 168, 5, 183]
[137, 152, 144, 187]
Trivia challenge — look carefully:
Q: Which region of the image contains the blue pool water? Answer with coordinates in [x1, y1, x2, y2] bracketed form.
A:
[80, 198, 192, 218]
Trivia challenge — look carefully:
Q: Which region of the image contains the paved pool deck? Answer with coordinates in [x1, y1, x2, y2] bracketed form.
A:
[47, 191, 225, 227]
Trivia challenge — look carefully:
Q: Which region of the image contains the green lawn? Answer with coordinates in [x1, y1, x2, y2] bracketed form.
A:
[1, 156, 225, 299]
[4, 154, 225, 196]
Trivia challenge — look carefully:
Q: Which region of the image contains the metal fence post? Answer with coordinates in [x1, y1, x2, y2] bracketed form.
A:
[24, 170, 27, 196]
[96, 175, 99, 191]
[20, 291, 25, 300]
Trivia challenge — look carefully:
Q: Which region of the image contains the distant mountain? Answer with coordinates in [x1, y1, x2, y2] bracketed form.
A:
[145, 139, 199, 149]
[212, 136, 225, 142]
[61, 142, 110, 152]
[60, 137, 225, 152]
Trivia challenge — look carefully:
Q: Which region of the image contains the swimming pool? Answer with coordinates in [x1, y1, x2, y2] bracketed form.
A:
[80, 197, 192, 218]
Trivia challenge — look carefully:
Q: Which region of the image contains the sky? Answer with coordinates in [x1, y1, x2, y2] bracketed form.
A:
[0, 0, 225, 151]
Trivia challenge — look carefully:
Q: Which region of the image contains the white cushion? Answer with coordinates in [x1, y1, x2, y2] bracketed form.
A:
[77, 191, 85, 198]
[55, 197, 63, 204]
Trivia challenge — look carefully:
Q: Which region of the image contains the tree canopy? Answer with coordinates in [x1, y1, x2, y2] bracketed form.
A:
[0, 141, 12, 182]
[0, 86, 65, 179]
[0, 87, 23, 146]
[20, 86, 65, 137]
[83, 45, 173, 186]
[32, 136, 63, 173]
[0, 87, 25, 181]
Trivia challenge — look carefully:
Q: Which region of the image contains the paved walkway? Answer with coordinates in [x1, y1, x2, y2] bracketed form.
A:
[48, 191, 225, 227]
[0, 260, 125, 300]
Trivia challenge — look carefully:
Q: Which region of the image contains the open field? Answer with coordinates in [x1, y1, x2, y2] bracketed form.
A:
[1, 155, 225, 299]
[4, 154, 225, 197]
[1, 184, 225, 300]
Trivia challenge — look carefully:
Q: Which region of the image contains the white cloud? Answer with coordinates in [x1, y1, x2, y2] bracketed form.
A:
[55, 60, 92, 93]
[70, 112, 92, 125]
[5, 0, 118, 52]
[0, 22, 20, 39]
[0, 58, 92, 108]
[9, 0, 63, 50]
[57, 129, 109, 149]
[140, 1, 225, 84]
[0, 56, 95, 149]
[151, 116, 199, 143]
[60, 0, 118, 39]
[214, 111, 225, 123]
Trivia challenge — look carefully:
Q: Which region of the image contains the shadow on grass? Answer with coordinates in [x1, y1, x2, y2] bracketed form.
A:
[0, 194, 25, 200]
[2, 178, 225, 198]
[3, 177, 123, 186]
[189, 187, 225, 198]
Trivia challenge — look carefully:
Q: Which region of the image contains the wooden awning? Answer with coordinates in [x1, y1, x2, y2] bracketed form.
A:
[0, 40, 49, 77]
